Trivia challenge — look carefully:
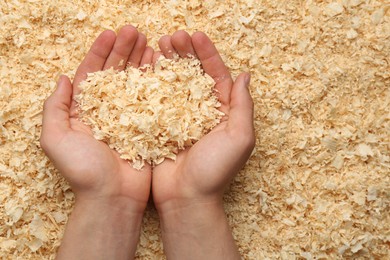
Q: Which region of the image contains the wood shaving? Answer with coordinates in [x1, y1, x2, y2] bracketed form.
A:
[76, 56, 223, 169]
[0, 0, 389, 259]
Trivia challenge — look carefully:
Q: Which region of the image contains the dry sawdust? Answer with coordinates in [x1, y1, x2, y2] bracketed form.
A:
[0, 0, 389, 259]
[76, 56, 223, 169]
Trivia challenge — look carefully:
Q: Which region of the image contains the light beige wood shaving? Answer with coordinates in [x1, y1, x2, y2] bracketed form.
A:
[76, 56, 223, 169]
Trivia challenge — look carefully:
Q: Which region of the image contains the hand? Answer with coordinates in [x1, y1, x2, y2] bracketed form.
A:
[153, 30, 255, 214]
[152, 31, 255, 260]
[40, 25, 153, 259]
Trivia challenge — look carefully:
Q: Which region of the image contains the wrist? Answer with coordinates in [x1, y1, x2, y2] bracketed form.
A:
[73, 197, 145, 229]
[157, 199, 241, 260]
[159, 200, 226, 234]
[157, 197, 224, 224]
[75, 190, 148, 216]
[57, 198, 144, 259]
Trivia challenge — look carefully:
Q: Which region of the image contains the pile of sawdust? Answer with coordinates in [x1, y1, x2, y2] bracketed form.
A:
[76, 56, 223, 169]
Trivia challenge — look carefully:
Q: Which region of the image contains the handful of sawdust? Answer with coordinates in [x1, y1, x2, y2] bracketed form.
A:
[76, 56, 224, 169]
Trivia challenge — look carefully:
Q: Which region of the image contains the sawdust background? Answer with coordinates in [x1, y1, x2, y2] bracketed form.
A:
[0, 0, 389, 259]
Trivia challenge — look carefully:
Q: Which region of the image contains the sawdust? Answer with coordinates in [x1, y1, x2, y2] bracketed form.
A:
[0, 0, 389, 259]
[76, 56, 223, 169]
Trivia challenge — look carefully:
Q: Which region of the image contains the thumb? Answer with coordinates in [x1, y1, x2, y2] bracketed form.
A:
[41, 75, 73, 148]
[228, 72, 254, 136]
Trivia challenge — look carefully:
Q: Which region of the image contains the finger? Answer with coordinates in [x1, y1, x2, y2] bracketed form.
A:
[103, 25, 139, 70]
[228, 73, 254, 136]
[73, 30, 116, 91]
[158, 35, 176, 58]
[140, 46, 154, 68]
[192, 32, 233, 107]
[127, 33, 147, 68]
[171, 30, 195, 58]
[41, 75, 73, 148]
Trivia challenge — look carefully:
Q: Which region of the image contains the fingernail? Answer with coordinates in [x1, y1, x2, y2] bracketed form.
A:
[244, 73, 251, 87]
[57, 75, 62, 85]
[57, 75, 65, 88]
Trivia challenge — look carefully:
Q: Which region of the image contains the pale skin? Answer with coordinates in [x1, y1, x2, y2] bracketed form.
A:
[154, 31, 255, 260]
[41, 25, 153, 259]
[41, 25, 255, 260]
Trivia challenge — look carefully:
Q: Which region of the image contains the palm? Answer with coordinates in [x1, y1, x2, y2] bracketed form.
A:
[59, 118, 150, 201]
[41, 26, 154, 206]
[152, 31, 254, 206]
[152, 123, 225, 200]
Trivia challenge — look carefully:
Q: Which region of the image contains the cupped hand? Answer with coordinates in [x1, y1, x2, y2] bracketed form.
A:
[152, 31, 255, 212]
[40, 25, 154, 211]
